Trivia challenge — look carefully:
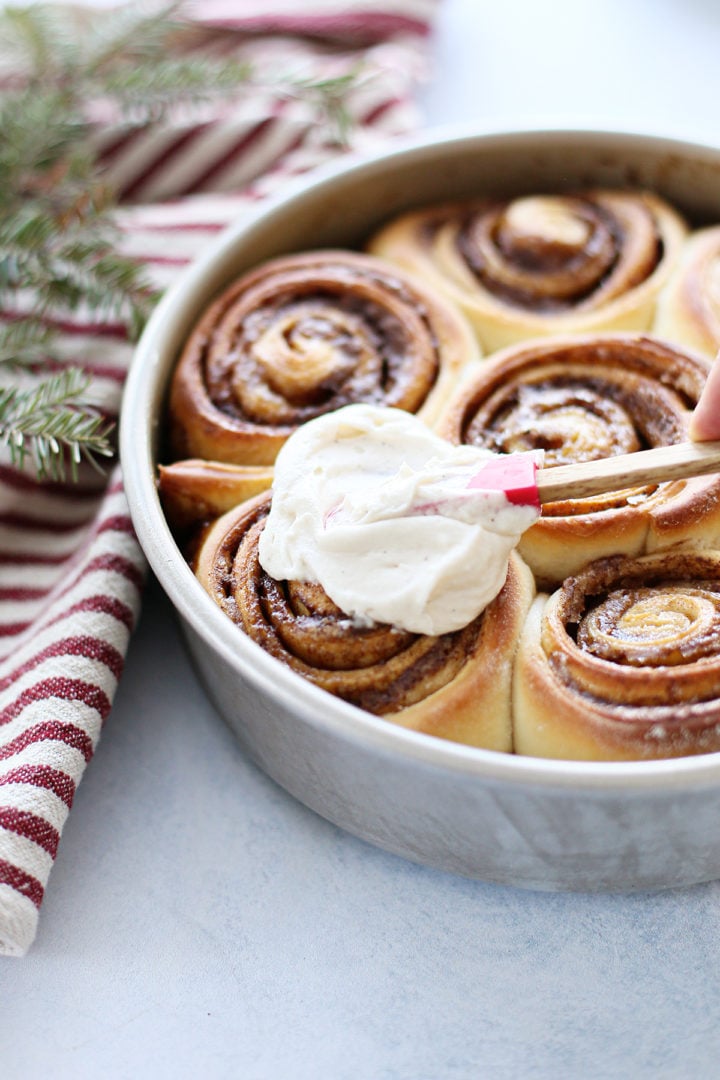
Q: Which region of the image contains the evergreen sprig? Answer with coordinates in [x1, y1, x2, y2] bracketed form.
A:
[0, 2, 363, 482]
[0, 368, 114, 481]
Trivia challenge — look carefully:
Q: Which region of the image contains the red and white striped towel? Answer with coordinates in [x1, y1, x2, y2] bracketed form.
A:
[0, 0, 438, 956]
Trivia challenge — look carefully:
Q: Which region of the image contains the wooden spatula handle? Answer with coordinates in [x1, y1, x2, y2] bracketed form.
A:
[536, 440, 720, 504]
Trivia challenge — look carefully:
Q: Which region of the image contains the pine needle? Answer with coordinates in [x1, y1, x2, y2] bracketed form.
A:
[0, 320, 54, 369]
[0, 368, 114, 481]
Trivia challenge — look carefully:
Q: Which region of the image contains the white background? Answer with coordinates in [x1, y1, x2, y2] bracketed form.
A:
[4, 1, 720, 1077]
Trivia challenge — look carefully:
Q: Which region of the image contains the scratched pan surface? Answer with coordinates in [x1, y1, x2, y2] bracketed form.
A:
[120, 126, 720, 891]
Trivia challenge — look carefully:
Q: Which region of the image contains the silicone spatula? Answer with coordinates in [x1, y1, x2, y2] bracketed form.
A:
[467, 440, 720, 509]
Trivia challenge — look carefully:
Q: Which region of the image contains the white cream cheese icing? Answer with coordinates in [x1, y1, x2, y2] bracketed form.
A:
[258, 404, 541, 635]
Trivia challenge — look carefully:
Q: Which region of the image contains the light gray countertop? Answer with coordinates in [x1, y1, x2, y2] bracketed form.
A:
[4, 2, 720, 1077]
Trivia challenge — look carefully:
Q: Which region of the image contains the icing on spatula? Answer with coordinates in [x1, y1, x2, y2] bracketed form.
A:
[468, 440, 720, 508]
[260, 404, 720, 635]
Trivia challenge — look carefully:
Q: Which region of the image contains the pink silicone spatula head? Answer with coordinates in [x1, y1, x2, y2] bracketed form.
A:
[468, 441, 720, 507]
[466, 453, 541, 508]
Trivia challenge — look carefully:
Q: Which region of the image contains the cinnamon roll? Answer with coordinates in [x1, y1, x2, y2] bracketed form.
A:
[193, 493, 535, 750]
[654, 225, 720, 358]
[158, 459, 274, 531]
[368, 191, 687, 352]
[514, 549, 720, 760]
[439, 333, 720, 585]
[167, 250, 480, 467]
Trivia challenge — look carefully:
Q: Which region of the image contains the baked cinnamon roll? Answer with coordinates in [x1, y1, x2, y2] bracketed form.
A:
[514, 549, 720, 760]
[168, 250, 480, 467]
[193, 493, 535, 750]
[439, 333, 720, 585]
[654, 225, 720, 358]
[158, 459, 274, 531]
[368, 191, 687, 352]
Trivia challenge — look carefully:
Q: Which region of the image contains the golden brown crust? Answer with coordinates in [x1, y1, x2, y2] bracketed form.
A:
[193, 493, 535, 750]
[439, 332, 720, 585]
[513, 550, 720, 760]
[654, 225, 720, 358]
[167, 249, 480, 467]
[368, 190, 688, 352]
[158, 459, 274, 531]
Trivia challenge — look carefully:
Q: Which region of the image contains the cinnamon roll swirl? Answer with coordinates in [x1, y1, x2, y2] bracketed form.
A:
[168, 250, 480, 467]
[439, 333, 720, 585]
[654, 225, 720, 358]
[514, 549, 720, 760]
[368, 191, 687, 352]
[193, 493, 535, 750]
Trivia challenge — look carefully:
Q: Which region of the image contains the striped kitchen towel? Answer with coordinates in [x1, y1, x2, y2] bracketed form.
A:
[0, 0, 438, 956]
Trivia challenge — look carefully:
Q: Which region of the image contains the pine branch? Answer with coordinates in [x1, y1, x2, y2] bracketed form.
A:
[1, 4, 364, 138]
[0, 368, 114, 482]
[0, 2, 366, 482]
[98, 56, 255, 122]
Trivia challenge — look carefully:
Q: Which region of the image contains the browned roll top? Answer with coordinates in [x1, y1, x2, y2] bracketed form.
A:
[369, 190, 687, 352]
[196, 494, 481, 714]
[561, 555, 720, 692]
[514, 550, 720, 760]
[455, 192, 664, 312]
[463, 375, 648, 467]
[445, 333, 699, 510]
[439, 333, 720, 584]
[193, 493, 535, 749]
[201, 261, 437, 421]
[168, 250, 478, 466]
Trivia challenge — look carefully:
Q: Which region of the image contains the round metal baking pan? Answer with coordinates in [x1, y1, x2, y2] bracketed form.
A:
[121, 125, 720, 891]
